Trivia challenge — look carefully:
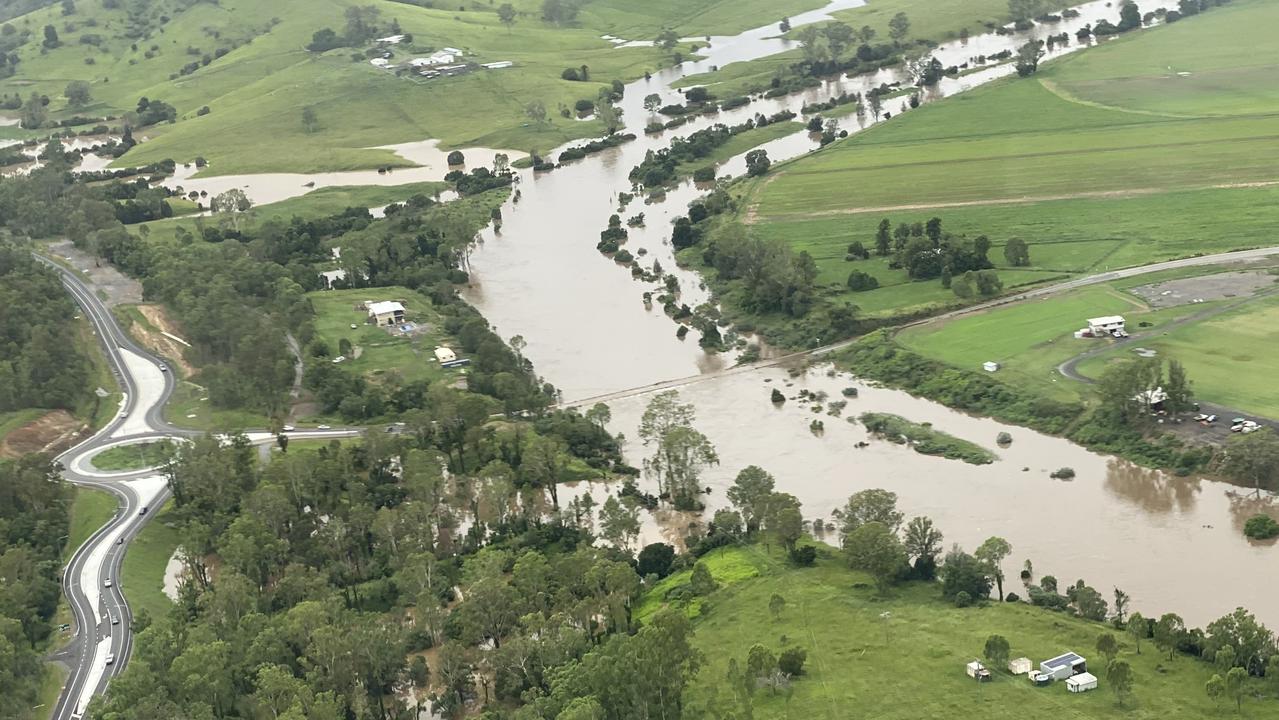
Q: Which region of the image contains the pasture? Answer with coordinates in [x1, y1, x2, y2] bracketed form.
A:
[646, 544, 1277, 719]
[733, 0, 1279, 321]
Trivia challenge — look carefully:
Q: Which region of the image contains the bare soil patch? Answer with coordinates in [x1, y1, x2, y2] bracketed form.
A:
[1130, 270, 1279, 308]
[0, 410, 88, 458]
[46, 240, 142, 307]
[128, 304, 198, 376]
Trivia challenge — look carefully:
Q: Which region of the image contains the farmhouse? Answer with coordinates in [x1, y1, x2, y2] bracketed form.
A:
[1040, 652, 1087, 681]
[367, 301, 406, 327]
[318, 269, 346, 289]
[1087, 315, 1127, 337]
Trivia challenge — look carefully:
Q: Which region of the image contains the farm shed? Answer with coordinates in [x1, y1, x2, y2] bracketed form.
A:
[1066, 672, 1098, 693]
[1041, 652, 1087, 681]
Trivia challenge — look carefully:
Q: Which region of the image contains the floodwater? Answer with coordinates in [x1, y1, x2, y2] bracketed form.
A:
[462, 0, 1276, 627]
[131, 0, 1270, 626]
[160, 140, 523, 206]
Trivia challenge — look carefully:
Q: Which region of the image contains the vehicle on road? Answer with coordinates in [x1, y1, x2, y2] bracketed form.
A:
[110, 614, 119, 625]
[282, 425, 295, 432]
[139, 506, 148, 515]
[103, 579, 112, 588]
[105, 653, 115, 665]
[116, 537, 123, 545]
[158, 363, 168, 372]
[317, 424, 332, 430]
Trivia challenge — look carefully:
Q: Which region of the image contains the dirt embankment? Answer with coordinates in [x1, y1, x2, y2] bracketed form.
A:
[128, 304, 199, 377]
[46, 240, 143, 307]
[0, 410, 89, 458]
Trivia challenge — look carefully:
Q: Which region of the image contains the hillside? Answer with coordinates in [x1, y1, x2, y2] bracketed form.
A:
[0, 0, 829, 174]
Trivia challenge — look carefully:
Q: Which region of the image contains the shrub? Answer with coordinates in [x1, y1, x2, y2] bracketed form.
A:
[692, 166, 716, 182]
[1244, 514, 1279, 540]
[1050, 467, 1075, 480]
[778, 647, 808, 675]
[996, 432, 1012, 445]
[637, 543, 676, 578]
[771, 388, 785, 404]
[1005, 592, 1020, 602]
[574, 98, 594, 113]
[446, 150, 465, 165]
[954, 590, 973, 608]
[789, 545, 817, 566]
[847, 270, 879, 292]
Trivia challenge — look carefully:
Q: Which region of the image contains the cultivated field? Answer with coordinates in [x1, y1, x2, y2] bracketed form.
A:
[735, 0, 1279, 320]
[646, 544, 1276, 719]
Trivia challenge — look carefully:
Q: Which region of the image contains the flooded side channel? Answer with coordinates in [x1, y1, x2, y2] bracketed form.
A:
[458, 0, 1277, 627]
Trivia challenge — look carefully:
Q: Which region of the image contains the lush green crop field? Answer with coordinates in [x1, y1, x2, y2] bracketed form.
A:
[648, 544, 1277, 719]
[730, 0, 1279, 323]
[1074, 292, 1279, 419]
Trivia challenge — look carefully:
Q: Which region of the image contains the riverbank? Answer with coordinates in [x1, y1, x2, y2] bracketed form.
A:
[657, 543, 1277, 718]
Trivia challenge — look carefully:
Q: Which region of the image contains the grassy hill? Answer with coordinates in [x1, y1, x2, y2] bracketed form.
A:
[0, 0, 828, 173]
[731, 0, 1279, 321]
[658, 544, 1279, 719]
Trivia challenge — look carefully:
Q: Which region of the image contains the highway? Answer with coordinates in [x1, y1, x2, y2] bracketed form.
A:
[39, 256, 358, 720]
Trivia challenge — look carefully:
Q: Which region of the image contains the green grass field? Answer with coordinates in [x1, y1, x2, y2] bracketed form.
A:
[36, 662, 67, 720]
[1074, 292, 1279, 419]
[121, 504, 181, 623]
[654, 544, 1279, 719]
[165, 379, 271, 431]
[308, 286, 454, 385]
[676, 121, 804, 178]
[0, 0, 828, 174]
[728, 0, 1279, 323]
[894, 277, 1258, 403]
[64, 487, 119, 563]
[90, 440, 176, 471]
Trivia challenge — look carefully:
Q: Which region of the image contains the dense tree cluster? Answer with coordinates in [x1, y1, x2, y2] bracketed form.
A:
[0, 456, 72, 706]
[0, 243, 93, 412]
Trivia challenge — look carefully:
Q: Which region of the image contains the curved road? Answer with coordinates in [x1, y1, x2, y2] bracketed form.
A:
[39, 256, 359, 720]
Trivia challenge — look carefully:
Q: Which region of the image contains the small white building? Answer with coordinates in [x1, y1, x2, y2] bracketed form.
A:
[1066, 672, 1098, 693]
[1087, 315, 1127, 337]
[983, 361, 1000, 373]
[367, 301, 406, 327]
[1041, 652, 1087, 681]
[482, 61, 514, 69]
[442, 47, 462, 55]
[370, 58, 390, 68]
[1008, 657, 1032, 675]
[965, 660, 991, 682]
[434, 346, 457, 363]
[376, 34, 406, 45]
[319, 269, 346, 289]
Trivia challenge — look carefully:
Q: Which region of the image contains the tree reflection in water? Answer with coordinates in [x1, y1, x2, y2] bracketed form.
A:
[1224, 491, 1279, 539]
[1104, 460, 1201, 514]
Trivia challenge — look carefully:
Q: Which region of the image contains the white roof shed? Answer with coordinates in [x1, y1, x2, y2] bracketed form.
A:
[1066, 672, 1098, 693]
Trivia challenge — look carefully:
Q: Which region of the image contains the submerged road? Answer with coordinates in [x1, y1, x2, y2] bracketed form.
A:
[561, 246, 1279, 408]
[40, 256, 359, 720]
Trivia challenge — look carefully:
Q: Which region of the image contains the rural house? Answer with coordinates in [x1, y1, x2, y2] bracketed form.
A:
[367, 301, 406, 327]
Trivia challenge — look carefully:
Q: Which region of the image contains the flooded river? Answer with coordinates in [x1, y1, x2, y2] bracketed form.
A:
[159, 0, 1271, 625]
[462, 0, 1277, 627]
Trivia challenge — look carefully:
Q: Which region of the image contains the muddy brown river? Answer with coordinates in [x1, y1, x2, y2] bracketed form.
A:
[155, 0, 1272, 626]
[462, 0, 1276, 628]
